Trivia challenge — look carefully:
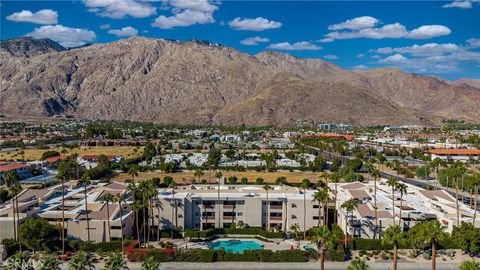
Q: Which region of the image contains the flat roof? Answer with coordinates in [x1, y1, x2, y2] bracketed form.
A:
[428, 149, 480, 155]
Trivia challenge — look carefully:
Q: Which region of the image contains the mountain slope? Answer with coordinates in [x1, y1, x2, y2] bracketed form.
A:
[1, 36, 479, 126]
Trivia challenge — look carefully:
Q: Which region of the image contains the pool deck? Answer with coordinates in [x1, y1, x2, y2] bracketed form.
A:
[175, 238, 313, 252]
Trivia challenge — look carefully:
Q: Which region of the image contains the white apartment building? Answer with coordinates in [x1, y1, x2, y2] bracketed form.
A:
[333, 181, 480, 239]
[151, 184, 324, 232]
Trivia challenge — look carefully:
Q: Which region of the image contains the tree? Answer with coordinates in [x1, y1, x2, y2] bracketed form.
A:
[143, 141, 157, 161]
[128, 183, 141, 244]
[194, 169, 204, 184]
[382, 225, 404, 270]
[346, 258, 369, 270]
[19, 218, 56, 253]
[341, 198, 359, 249]
[127, 165, 139, 184]
[386, 177, 399, 224]
[255, 178, 264, 185]
[330, 172, 341, 225]
[263, 184, 272, 231]
[103, 253, 128, 270]
[300, 180, 309, 240]
[290, 223, 300, 245]
[39, 254, 61, 270]
[113, 193, 126, 256]
[469, 174, 479, 226]
[215, 171, 223, 228]
[79, 176, 92, 242]
[169, 181, 177, 238]
[8, 182, 21, 248]
[313, 188, 328, 227]
[420, 220, 446, 270]
[310, 226, 332, 270]
[370, 169, 381, 238]
[69, 251, 97, 270]
[100, 193, 115, 242]
[163, 176, 174, 187]
[396, 183, 407, 227]
[459, 260, 480, 270]
[56, 171, 67, 255]
[3, 170, 18, 187]
[240, 177, 248, 185]
[141, 256, 161, 270]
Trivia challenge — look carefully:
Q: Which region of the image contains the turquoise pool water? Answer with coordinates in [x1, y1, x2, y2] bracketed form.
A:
[210, 240, 263, 253]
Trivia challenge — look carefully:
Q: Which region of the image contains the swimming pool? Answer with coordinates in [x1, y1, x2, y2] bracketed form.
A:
[209, 240, 263, 253]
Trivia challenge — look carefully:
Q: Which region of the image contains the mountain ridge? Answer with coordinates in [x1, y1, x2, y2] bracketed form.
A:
[1, 36, 479, 126]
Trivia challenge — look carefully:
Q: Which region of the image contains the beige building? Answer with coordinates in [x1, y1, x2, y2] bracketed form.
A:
[152, 184, 325, 232]
[0, 182, 134, 243]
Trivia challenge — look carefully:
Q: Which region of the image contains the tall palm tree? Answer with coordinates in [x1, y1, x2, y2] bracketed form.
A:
[386, 177, 399, 225]
[56, 171, 67, 255]
[370, 169, 381, 238]
[471, 174, 479, 226]
[263, 184, 272, 231]
[382, 225, 404, 270]
[431, 157, 444, 188]
[127, 165, 139, 184]
[300, 180, 309, 240]
[169, 181, 177, 239]
[194, 169, 204, 184]
[9, 183, 23, 252]
[310, 226, 332, 270]
[341, 198, 359, 249]
[8, 182, 19, 243]
[450, 162, 466, 227]
[113, 193, 126, 256]
[396, 183, 407, 227]
[215, 171, 222, 228]
[127, 183, 141, 244]
[421, 220, 446, 270]
[290, 223, 300, 247]
[100, 193, 115, 242]
[78, 176, 92, 242]
[330, 172, 341, 225]
[145, 180, 157, 246]
[313, 189, 328, 227]
[3, 170, 18, 187]
[103, 253, 128, 270]
[69, 251, 97, 270]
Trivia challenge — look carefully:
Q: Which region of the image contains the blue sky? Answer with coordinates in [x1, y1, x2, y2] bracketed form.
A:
[1, 0, 479, 79]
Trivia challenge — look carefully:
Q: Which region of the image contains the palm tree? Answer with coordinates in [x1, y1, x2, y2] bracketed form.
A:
[194, 169, 204, 184]
[100, 193, 115, 242]
[300, 180, 309, 240]
[263, 184, 272, 231]
[330, 172, 341, 225]
[313, 189, 328, 227]
[310, 226, 332, 270]
[145, 180, 157, 246]
[127, 165, 139, 184]
[386, 177, 399, 225]
[341, 198, 359, 249]
[471, 174, 479, 226]
[127, 183, 142, 244]
[78, 176, 92, 242]
[9, 183, 23, 252]
[169, 180, 177, 239]
[69, 251, 97, 270]
[450, 162, 466, 227]
[459, 260, 480, 270]
[382, 225, 404, 270]
[39, 254, 61, 270]
[141, 256, 161, 270]
[103, 253, 128, 270]
[8, 182, 20, 244]
[421, 220, 446, 270]
[3, 170, 18, 187]
[113, 193, 126, 256]
[346, 258, 369, 270]
[56, 171, 67, 255]
[215, 171, 223, 228]
[430, 157, 444, 188]
[396, 183, 407, 227]
[370, 169, 381, 238]
[290, 223, 300, 247]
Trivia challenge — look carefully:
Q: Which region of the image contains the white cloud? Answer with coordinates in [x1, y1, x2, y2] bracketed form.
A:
[352, 65, 369, 70]
[26, 24, 96, 48]
[328, 16, 379, 31]
[108, 26, 138, 37]
[356, 53, 364, 58]
[322, 16, 451, 41]
[6, 9, 58, 24]
[100, 23, 111, 29]
[467, 38, 480, 48]
[443, 1, 472, 9]
[152, 0, 219, 29]
[379, 54, 410, 64]
[318, 37, 334, 43]
[373, 43, 460, 56]
[228, 17, 282, 31]
[406, 25, 451, 39]
[83, 0, 156, 19]
[371, 55, 381, 59]
[240, 36, 270, 46]
[267, 41, 322, 51]
[326, 23, 408, 40]
[324, 54, 339, 60]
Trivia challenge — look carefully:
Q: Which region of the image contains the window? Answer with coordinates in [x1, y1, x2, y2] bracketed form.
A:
[291, 215, 297, 219]
[291, 203, 297, 208]
[237, 212, 243, 216]
[178, 214, 183, 218]
[313, 216, 319, 220]
[313, 205, 319, 209]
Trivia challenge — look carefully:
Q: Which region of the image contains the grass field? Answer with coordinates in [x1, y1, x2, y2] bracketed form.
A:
[0, 146, 144, 161]
[112, 170, 323, 184]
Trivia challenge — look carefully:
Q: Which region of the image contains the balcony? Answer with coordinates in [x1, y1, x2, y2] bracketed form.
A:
[223, 205, 235, 209]
[223, 216, 234, 221]
[270, 216, 282, 221]
[201, 216, 215, 221]
[270, 205, 282, 210]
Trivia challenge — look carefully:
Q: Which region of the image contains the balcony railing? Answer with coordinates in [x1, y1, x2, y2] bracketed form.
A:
[223, 205, 235, 209]
[270, 216, 282, 220]
[270, 205, 282, 210]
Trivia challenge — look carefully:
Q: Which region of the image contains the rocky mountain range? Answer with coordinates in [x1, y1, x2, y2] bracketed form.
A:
[1, 36, 479, 127]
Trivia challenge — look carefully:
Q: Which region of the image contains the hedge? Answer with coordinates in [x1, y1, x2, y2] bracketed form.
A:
[185, 227, 285, 239]
[79, 240, 131, 253]
[353, 238, 410, 250]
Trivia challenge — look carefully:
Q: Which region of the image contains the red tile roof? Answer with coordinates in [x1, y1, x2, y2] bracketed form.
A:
[0, 163, 30, 172]
[45, 155, 68, 163]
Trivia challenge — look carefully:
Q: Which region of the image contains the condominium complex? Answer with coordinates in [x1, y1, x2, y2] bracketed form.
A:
[333, 181, 480, 239]
[0, 182, 134, 242]
[152, 184, 325, 232]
